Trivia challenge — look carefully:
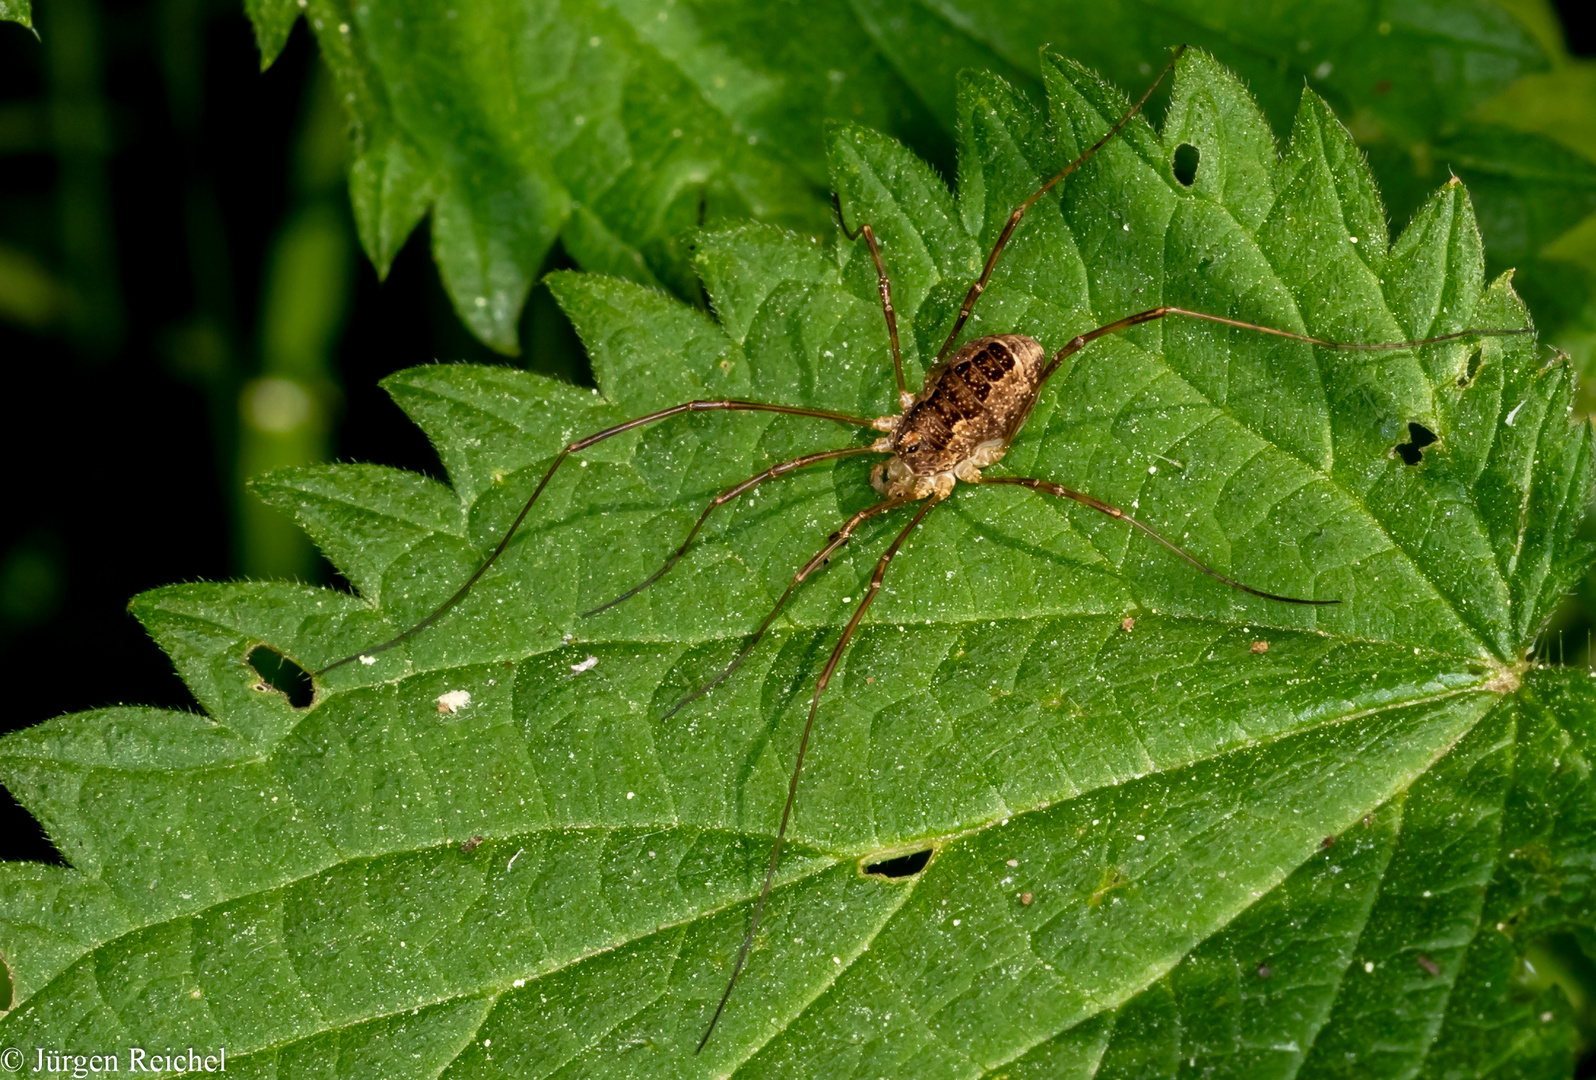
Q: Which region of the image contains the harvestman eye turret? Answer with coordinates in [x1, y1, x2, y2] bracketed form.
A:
[314, 45, 1532, 1051]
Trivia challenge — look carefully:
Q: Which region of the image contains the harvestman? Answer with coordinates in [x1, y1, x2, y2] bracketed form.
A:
[316, 46, 1530, 1050]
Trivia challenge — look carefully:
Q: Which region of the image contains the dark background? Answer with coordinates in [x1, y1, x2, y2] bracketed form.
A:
[0, 0, 1592, 956]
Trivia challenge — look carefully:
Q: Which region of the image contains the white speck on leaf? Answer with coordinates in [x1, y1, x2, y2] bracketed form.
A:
[571, 655, 599, 673]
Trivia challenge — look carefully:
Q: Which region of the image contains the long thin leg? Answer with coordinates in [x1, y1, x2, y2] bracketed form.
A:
[836, 196, 909, 404]
[697, 496, 938, 1053]
[985, 476, 1334, 605]
[314, 400, 881, 676]
[662, 494, 914, 720]
[583, 445, 884, 618]
[934, 45, 1189, 363]
[988, 305, 1536, 453]
[1038, 305, 1535, 385]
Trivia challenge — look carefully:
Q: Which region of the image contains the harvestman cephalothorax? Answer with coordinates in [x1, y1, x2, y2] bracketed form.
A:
[316, 45, 1532, 1050]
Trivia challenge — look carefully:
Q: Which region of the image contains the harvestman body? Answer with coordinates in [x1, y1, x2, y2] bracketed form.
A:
[316, 46, 1529, 1050]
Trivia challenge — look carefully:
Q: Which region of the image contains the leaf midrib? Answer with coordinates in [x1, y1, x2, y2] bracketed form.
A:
[1264, 703, 1517, 1080]
[732, 683, 1500, 1080]
[6, 674, 1502, 1064]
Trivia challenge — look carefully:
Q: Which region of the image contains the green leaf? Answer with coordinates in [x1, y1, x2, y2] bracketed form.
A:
[244, 0, 299, 68]
[4, 50, 1594, 1077]
[255, 0, 1587, 362]
[267, 0, 938, 353]
[0, 0, 29, 28]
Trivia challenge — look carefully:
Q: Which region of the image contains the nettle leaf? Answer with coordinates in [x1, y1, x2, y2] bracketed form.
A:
[273, 0, 938, 352]
[4, 51, 1595, 1078]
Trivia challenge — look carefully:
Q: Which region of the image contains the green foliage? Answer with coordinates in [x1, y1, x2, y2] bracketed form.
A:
[3, 49, 1595, 1079]
[262, 0, 939, 352]
[253, 0, 1596, 367]
[0, 0, 30, 29]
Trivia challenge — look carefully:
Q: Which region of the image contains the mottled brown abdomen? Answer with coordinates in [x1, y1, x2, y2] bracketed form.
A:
[892, 334, 1047, 477]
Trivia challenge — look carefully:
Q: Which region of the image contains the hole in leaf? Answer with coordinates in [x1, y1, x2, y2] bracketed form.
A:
[862, 848, 933, 879]
[1393, 422, 1438, 465]
[1458, 345, 1484, 387]
[1172, 143, 1200, 186]
[247, 646, 314, 708]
